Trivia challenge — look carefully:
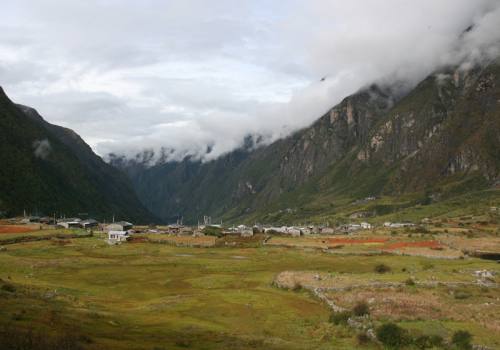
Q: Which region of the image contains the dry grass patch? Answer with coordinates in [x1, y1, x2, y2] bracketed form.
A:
[441, 236, 500, 253]
[142, 234, 217, 247]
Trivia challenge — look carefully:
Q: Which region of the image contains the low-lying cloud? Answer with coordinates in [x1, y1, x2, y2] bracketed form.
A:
[33, 139, 51, 159]
[1, 1, 500, 164]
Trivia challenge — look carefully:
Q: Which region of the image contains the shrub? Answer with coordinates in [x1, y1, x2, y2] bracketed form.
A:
[352, 301, 370, 316]
[1, 283, 16, 293]
[454, 290, 471, 300]
[451, 330, 472, 350]
[202, 226, 223, 237]
[429, 335, 444, 347]
[414, 334, 443, 349]
[405, 278, 416, 286]
[415, 335, 433, 349]
[376, 323, 410, 348]
[329, 311, 351, 325]
[374, 263, 391, 273]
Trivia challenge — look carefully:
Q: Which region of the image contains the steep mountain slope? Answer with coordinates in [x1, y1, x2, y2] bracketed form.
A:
[112, 84, 395, 223]
[0, 87, 156, 223]
[115, 59, 500, 224]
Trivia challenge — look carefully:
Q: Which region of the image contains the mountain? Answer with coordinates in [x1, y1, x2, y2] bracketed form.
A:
[0, 87, 156, 223]
[114, 59, 500, 225]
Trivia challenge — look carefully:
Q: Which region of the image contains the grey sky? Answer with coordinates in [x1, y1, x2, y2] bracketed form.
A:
[1, 1, 499, 163]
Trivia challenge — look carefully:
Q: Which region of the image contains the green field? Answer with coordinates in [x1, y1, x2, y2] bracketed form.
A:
[0, 233, 499, 349]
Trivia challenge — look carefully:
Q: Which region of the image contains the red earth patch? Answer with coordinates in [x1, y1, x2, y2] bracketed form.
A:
[0, 225, 38, 234]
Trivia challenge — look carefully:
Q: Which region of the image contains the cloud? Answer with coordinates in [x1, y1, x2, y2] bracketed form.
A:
[1, 1, 499, 163]
[33, 139, 51, 159]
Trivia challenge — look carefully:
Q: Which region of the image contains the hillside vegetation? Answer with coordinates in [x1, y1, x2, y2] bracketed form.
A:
[0, 87, 156, 223]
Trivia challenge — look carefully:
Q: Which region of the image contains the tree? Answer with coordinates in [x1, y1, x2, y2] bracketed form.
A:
[329, 311, 351, 325]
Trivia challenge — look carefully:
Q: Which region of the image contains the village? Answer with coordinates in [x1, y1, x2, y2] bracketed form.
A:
[7, 213, 417, 242]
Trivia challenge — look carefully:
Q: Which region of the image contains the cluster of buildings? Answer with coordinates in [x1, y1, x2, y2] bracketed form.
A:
[20, 215, 100, 229]
[339, 222, 373, 233]
[18, 215, 135, 243]
[16, 213, 425, 244]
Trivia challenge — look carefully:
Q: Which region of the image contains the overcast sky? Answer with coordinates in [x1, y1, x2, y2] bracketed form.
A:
[1, 1, 500, 163]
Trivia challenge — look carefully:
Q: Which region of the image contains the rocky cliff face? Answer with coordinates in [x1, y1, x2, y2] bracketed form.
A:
[114, 59, 500, 224]
[354, 62, 500, 193]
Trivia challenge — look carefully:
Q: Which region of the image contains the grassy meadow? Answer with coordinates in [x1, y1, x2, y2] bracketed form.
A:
[0, 230, 499, 349]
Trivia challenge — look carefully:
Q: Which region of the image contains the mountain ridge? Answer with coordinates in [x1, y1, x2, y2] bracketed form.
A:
[0, 87, 157, 223]
[113, 59, 500, 224]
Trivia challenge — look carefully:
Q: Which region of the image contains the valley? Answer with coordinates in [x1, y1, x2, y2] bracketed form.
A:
[1, 4, 499, 349]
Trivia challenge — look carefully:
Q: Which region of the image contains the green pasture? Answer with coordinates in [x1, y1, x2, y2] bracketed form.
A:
[0, 236, 498, 349]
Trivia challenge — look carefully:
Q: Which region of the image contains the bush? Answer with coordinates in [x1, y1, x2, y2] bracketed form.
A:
[374, 263, 391, 273]
[352, 301, 370, 316]
[376, 323, 410, 348]
[451, 330, 472, 350]
[329, 311, 351, 325]
[415, 335, 432, 349]
[429, 335, 444, 347]
[202, 226, 223, 237]
[405, 278, 416, 286]
[454, 291, 471, 300]
[414, 334, 443, 349]
[1, 283, 16, 293]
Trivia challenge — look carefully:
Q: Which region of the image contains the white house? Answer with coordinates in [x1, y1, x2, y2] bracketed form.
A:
[106, 221, 133, 231]
[263, 226, 301, 236]
[57, 218, 81, 229]
[108, 230, 129, 242]
[360, 222, 372, 229]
